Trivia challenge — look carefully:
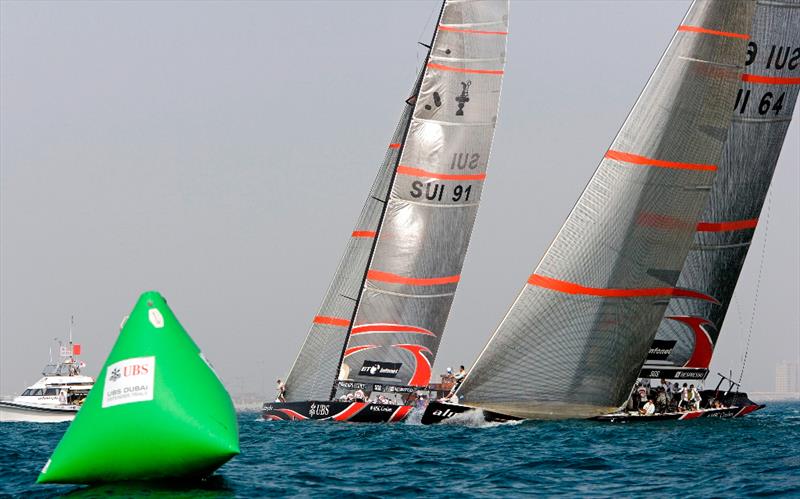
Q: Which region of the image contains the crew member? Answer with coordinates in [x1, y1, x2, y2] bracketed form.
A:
[639, 398, 655, 416]
[275, 379, 286, 403]
[688, 384, 701, 410]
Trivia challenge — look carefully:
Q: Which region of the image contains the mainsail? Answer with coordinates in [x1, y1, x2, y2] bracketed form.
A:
[456, 0, 756, 419]
[640, 0, 800, 381]
[285, 0, 509, 401]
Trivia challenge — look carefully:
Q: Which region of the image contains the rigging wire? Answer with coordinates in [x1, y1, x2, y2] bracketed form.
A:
[738, 192, 772, 386]
[416, 2, 439, 69]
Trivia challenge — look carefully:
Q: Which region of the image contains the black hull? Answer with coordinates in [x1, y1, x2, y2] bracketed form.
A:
[593, 403, 764, 422]
[420, 401, 522, 425]
[262, 401, 413, 423]
[595, 390, 765, 423]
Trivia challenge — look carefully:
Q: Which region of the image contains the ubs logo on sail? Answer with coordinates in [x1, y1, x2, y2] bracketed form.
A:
[359, 360, 402, 378]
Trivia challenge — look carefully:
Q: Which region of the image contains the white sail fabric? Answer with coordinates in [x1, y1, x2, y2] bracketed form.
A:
[641, 0, 800, 381]
[339, 0, 509, 390]
[457, 0, 756, 419]
[283, 102, 415, 402]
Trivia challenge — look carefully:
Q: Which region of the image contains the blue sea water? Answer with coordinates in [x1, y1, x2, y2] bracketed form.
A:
[2, 401, 799, 497]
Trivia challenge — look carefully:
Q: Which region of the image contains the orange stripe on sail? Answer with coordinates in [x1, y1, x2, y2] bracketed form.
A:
[605, 150, 717, 172]
[427, 62, 504, 75]
[527, 274, 718, 303]
[367, 270, 460, 286]
[397, 165, 486, 181]
[313, 316, 351, 327]
[741, 74, 800, 85]
[351, 323, 436, 336]
[696, 218, 758, 232]
[389, 143, 401, 149]
[677, 25, 749, 40]
[438, 25, 508, 35]
[351, 231, 377, 238]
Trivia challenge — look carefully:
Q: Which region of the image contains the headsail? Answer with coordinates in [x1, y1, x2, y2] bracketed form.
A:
[283, 99, 416, 402]
[285, 0, 509, 401]
[456, 0, 756, 419]
[338, 0, 509, 391]
[640, 0, 800, 381]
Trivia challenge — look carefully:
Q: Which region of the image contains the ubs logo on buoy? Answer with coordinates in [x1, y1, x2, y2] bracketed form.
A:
[102, 356, 156, 408]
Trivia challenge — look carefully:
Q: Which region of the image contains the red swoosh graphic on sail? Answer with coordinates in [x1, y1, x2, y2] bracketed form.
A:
[392, 344, 433, 387]
[343, 345, 379, 358]
[351, 231, 377, 238]
[528, 274, 719, 303]
[666, 316, 714, 369]
[351, 323, 437, 337]
[332, 402, 366, 421]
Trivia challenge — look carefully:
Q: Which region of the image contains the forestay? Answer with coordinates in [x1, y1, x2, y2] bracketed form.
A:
[457, 0, 756, 419]
[338, 0, 509, 391]
[640, 0, 800, 381]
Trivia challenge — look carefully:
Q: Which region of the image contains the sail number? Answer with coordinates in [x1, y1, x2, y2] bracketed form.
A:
[733, 89, 785, 115]
[735, 42, 798, 116]
[410, 182, 472, 203]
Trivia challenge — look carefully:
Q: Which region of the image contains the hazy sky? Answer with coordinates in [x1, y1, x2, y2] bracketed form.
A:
[2, 1, 797, 397]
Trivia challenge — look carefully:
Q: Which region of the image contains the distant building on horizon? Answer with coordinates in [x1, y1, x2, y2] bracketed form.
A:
[775, 361, 799, 394]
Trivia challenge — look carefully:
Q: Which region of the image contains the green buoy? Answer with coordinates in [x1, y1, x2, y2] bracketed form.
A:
[37, 291, 239, 484]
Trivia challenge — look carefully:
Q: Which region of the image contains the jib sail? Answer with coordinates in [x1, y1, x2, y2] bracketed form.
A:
[640, 0, 800, 381]
[283, 97, 417, 402]
[456, 0, 756, 419]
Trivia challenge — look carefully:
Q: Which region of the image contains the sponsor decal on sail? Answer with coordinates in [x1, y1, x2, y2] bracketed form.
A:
[359, 360, 402, 378]
[646, 340, 677, 361]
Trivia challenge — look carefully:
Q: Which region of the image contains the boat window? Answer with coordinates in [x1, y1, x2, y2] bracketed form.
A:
[32, 389, 45, 396]
[21, 389, 32, 396]
[45, 388, 59, 395]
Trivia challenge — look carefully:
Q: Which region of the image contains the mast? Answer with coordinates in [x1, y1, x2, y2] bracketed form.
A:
[639, 0, 800, 382]
[329, 1, 447, 400]
[455, 0, 756, 419]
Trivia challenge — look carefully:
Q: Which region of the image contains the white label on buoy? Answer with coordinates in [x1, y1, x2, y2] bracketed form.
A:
[148, 308, 164, 328]
[41, 459, 51, 473]
[102, 356, 156, 408]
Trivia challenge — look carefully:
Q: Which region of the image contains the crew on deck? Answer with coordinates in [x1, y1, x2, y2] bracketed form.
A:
[276, 379, 286, 402]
